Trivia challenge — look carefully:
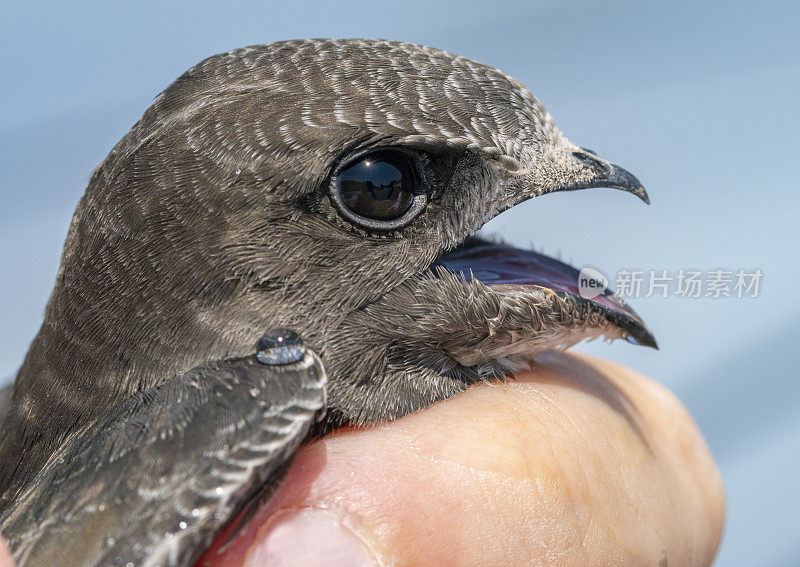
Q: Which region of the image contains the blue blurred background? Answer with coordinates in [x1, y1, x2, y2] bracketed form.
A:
[1, 1, 797, 564]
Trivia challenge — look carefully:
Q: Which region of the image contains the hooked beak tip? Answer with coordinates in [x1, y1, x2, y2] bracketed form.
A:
[569, 151, 650, 205]
[605, 163, 650, 205]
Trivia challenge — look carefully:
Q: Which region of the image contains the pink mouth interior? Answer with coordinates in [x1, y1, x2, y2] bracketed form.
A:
[432, 242, 655, 347]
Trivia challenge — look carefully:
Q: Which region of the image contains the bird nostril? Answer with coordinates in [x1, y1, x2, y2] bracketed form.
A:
[571, 151, 608, 177]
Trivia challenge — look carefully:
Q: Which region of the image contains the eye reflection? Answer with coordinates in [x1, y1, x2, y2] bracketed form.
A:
[336, 151, 416, 221]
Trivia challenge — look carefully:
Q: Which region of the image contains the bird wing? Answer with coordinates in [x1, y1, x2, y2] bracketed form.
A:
[0, 348, 326, 567]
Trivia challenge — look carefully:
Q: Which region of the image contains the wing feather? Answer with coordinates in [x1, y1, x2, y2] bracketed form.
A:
[0, 350, 326, 567]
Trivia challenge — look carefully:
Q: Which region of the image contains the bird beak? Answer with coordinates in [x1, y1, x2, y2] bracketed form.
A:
[597, 161, 650, 204]
[429, 146, 657, 353]
[549, 149, 651, 205]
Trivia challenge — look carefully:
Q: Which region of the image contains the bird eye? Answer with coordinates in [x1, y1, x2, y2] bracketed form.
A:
[330, 149, 427, 230]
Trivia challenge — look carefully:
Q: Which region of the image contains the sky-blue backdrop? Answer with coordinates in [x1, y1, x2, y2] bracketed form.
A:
[1, 2, 797, 564]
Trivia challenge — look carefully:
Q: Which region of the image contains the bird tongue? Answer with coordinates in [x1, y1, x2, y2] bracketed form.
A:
[433, 240, 657, 348]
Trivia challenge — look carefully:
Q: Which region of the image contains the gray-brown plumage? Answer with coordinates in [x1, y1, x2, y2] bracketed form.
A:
[0, 39, 654, 565]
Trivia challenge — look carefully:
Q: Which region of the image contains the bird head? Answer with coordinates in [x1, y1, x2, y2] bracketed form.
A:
[41, 39, 654, 426]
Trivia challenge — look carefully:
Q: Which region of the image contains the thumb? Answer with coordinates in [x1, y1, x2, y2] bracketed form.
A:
[0, 536, 13, 567]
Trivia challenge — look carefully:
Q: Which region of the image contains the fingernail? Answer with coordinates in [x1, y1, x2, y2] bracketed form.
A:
[244, 508, 380, 567]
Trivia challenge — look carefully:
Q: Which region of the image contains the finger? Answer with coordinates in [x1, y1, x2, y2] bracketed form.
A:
[199, 351, 725, 567]
[0, 537, 13, 567]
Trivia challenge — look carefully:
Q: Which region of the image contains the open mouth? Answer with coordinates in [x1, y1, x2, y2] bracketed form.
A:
[432, 235, 657, 350]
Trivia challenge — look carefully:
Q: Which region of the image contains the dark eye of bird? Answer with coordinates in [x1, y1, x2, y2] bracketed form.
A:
[330, 149, 427, 230]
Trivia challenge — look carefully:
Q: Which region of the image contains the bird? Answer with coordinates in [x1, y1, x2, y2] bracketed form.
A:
[0, 39, 655, 566]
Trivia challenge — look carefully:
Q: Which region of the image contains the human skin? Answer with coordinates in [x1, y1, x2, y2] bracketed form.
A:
[0, 351, 725, 566]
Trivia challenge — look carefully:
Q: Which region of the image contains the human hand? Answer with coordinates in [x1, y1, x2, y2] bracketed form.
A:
[198, 351, 724, 566]
[0, 537, 10, 567]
